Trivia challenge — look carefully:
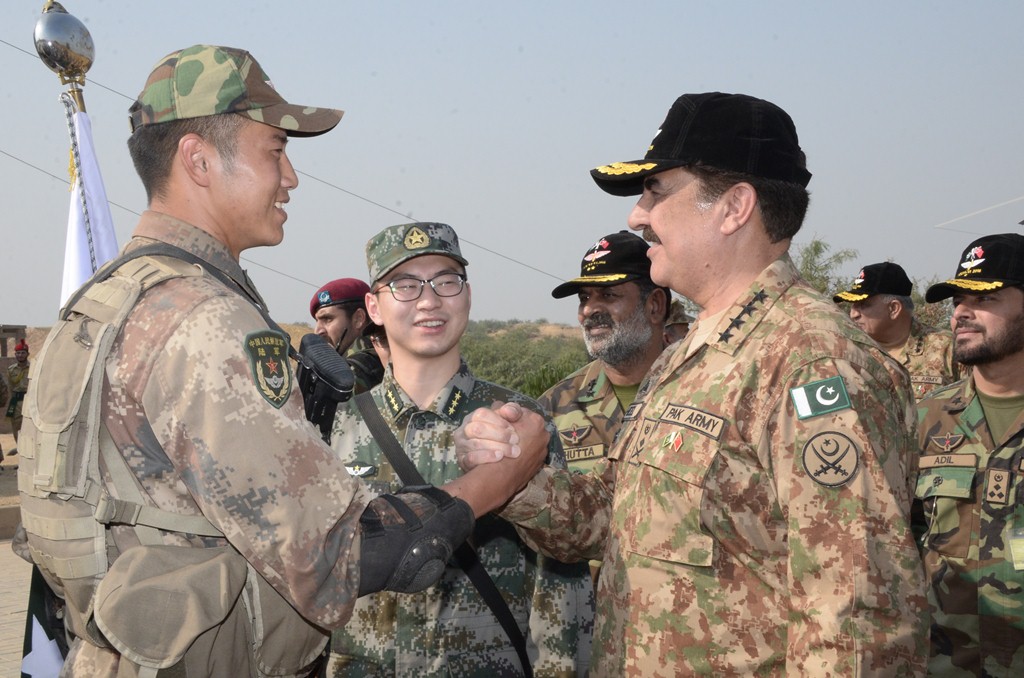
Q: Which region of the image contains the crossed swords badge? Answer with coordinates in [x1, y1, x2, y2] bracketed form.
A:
[801, 431, 860, 487]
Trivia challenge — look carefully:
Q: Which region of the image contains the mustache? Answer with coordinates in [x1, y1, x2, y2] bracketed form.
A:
[583, 312, 615, 331]
[642, 228, 660, 244]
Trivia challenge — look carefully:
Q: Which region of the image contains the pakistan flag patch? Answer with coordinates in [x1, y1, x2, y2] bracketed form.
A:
[244, 330, 292, 408]
[789, 376, 851, 420]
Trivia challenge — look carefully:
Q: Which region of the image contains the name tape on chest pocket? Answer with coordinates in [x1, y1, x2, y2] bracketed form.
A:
[566, 445, 604, 463]
[659, 404, 725, 441]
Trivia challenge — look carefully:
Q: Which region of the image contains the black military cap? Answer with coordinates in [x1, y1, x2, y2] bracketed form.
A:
[832, 263, 913, 303]
[926, 233, 1024, 302]
[551, 231, 653, 299]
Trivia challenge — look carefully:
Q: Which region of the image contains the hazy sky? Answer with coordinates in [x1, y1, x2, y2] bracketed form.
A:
[2, 1, 1022, 329]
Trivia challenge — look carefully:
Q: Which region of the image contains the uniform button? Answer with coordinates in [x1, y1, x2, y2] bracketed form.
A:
[933, 476, 943, 486]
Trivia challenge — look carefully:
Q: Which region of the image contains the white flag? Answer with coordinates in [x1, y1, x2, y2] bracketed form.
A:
[60, 110, 118, 306]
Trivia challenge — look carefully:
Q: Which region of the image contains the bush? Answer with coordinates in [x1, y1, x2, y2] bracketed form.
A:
[461, 320, 588, 398]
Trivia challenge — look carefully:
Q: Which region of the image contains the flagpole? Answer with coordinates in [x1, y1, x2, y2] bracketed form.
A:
[34, 0, 119, 307]
[60, 91, 101, 281]
[21, 4, 116, 676]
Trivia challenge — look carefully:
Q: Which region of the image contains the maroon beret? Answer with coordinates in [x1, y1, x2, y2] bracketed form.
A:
[310, 278, 370, 318]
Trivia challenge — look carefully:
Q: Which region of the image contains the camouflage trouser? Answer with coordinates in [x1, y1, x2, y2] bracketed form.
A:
[10, 413, 22, 442]
[63, 640, 127, 678]
[7, 390, 24, 442]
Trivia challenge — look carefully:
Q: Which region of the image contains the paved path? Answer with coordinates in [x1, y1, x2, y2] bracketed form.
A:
[0, 539, 33, 677]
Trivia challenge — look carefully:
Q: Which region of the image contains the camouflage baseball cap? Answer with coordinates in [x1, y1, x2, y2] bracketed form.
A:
[666, 299, 694, 326]
[365, 223, 469, 283]
[129, 45, 343, 136]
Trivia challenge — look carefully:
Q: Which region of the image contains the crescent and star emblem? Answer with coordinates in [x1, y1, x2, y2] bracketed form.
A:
[801, 432, 859, 487]
[815, 385, 839, 405]
[815, 385, 841, 406]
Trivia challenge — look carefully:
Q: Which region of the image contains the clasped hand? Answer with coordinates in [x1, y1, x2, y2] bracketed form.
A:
[450, 402, 548, 515]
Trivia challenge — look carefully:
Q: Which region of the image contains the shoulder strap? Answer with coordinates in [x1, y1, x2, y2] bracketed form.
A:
[73, 248, 225, 539]
[64, 242, 296, 356]
[355, 392, 424, 483]
[354, 392, 533, 678]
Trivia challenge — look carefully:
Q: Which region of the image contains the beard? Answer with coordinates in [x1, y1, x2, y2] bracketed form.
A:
[583, 302, 654, 368]
[953, 308, 1024, 366]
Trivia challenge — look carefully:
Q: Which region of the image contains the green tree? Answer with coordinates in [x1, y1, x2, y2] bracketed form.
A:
[793, 236, 952, 329]
[794, 235, 858, 296]
[912, 275, 954, 329]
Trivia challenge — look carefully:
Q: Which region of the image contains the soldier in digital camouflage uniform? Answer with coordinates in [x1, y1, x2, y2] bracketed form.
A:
[540, 231, 668, 476]
[834, 261, 960, 400]
[326, 222, 593, 677]
[456, 92, 929, 676]
[914, 232, 1024, 676]
[18, 45, 543, 677]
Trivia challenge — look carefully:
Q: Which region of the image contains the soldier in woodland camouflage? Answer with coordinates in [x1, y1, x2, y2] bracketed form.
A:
[17, 45, 545, 677]
[834, 261, 960, 400]
[914, 233, 1024, 676]
[541, 230, 668, 475]
[456, 92, 929, 676]
[327, 222, 593, 677]
[298, 277, 383, 441]
[6, 339, 30, 444]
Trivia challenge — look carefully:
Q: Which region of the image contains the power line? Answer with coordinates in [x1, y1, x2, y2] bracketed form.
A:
[930, 195, 1024, 233]
[3, 37, 564, 288]
[0, 148, 319, 287]
[295, 171, 562, 280]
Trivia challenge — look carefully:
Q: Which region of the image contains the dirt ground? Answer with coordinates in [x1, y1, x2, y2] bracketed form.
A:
[0, 432, 18, 506]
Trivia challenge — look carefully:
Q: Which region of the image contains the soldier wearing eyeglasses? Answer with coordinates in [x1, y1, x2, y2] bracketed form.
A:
[325, 222, 594, 676]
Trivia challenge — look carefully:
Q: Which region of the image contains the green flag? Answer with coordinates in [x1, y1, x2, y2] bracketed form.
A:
[789, 376, 851, 419]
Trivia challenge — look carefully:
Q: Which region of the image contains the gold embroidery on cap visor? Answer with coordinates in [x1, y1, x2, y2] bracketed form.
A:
[568, 273, 630, 284]
[593, 161, 659, 176]
[834, 291, 870, 302]
[944, 279, 1006, 291]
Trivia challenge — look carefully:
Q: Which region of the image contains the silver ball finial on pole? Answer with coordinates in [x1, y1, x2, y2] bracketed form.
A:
[34, 1, 94, 110]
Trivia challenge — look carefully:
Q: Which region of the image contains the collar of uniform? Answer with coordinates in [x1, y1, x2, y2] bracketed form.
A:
[701, 254, 797, 357]
[941, 378, 975, 414]
[576, 360, 614, 404]
[904, 317, 930, 358]
[380, 381, 411, 420]
[432, 360, 475, 422]
[378, 359, 476, 424]
[130, 211, 251, 295]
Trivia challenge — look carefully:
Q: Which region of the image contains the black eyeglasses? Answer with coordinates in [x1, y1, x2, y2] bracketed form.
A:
[373, 272, 467, 302]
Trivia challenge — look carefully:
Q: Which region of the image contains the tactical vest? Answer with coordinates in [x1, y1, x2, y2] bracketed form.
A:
[18, 250, 327, 677]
